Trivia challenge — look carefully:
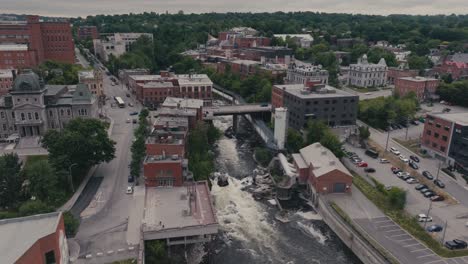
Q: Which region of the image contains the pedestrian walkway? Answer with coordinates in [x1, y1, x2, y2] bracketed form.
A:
[126, 185, 145, 245]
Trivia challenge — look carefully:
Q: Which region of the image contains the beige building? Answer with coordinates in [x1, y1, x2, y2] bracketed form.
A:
[78, 69, 104, 97]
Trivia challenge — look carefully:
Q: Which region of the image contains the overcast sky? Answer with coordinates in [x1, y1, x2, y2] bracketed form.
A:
[2, 0, 468, 17]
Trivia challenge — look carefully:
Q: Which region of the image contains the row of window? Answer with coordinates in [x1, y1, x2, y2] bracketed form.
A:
[180, 86, 211, 92]
[1, 59, 27, 65]
[350, 72, 386, 78]
[45, 35, 70, 42]
[425, 130, 448, 141]
[1, 53, 25, 57]
[0, 34, 29, 39]
[424, 140, 446, 152]
[426, 121, 450, 131]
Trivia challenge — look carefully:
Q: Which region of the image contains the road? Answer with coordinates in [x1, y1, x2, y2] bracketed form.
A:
[72, 53, 143, 263]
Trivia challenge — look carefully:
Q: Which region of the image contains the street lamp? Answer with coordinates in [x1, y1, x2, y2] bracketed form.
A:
[69, 163, 78, 192]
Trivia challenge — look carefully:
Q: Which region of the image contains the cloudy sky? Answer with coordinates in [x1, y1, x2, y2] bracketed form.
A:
[2, 0, 468, 17]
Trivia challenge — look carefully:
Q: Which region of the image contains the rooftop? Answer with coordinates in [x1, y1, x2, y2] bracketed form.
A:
[143, 81, 174, 89]
[275, 84, 356, 99]
[432, 112, 468, 126]
[0, 212, 62, 264]
[398, 76, 438, 82]
[162, 97, 204, 109]
[0, 44, 28, 51]
[153, 116, 189, 129]
[78, 70, 95, 80]
[130, 75, 164, 81]
[449, 53, 468, 64]
[147, 130, 186, 145]
[143, 182, 217, 232]
[144, 154, 186, 163]
[274, 34, 313, 41]
[155, 107, 197, 117]
[177, 74, 213, 86]
[299, 143, 351, 178]
[0, 69, 13, 78]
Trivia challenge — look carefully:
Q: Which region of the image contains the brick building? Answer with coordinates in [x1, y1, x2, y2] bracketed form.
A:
[421, 113, 468, 171]
[272, 82, 358, 130]
[434, 53, 468, 80]
[0, 44, 38, 69]
[77, 26, 99, 40]
[394, 76, 439, 101]
[387, 64, 418, 85]
[292, 143, 353, 197]
[0, 212, 69, 264]
[0, 15, 75, 67]
[118, 68, 149, 87]
[137, 81, 175, 106]
[0, 69, 14, 96]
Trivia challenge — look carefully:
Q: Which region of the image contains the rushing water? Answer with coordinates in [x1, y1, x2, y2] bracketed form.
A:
[193, 113, 362, 264]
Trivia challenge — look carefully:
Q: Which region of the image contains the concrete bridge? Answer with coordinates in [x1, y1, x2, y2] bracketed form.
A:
[211, 85, 277, 150]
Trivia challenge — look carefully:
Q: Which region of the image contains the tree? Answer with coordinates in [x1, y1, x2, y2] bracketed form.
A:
[63, 211, 80, 237]
[305, 120, 328, 144]
[18, 200, 54, 216]
[254, 147, 273, 166]
[387, 187, 406, 210]
[358, 126, 371, 140]
[25, 159, 58, 202]
[0, 153, 22, 208]
[367, 47, 398, 67]
[42, 118, 116, 178]
[320, 131, 343, 158]
[286, 129, 304, 153]
[407, 55, 432, 73]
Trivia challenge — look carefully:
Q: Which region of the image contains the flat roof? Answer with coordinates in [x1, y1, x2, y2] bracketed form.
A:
[398, 76, 438, 82]
[155, 107, 197, 117]
[143, 182, 217, 231]
[432, 112, 468, 126]
[230, 59, 261, 66]
[0, 212, 61, 264]
[153, 116, 189, 128]
[78, 70, 94, 79]
[0, 69, 13, 78]
[177, 74, 213, 86]
[143, 81, 174, 88]
[162, 97, 204, 109]
[130, 75, 163, 81]
[275, 84, 356, 99]
[0, 44, 28, 51]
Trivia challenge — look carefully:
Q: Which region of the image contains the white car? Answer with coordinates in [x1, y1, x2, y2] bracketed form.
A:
[397, 171, 410, 178]
[390, 147, 400, 155]
[406, 178, 419, 184]
[126, 186, 133, 194]
[399, 155, 409, 163]
[417, 214, 433, 222]
[379, 158, 390, 164]
[365, 92, 371, 95]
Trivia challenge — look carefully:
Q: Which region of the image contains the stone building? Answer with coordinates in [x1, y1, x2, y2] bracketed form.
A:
[0, 70, 97, 139]
[348, 55, 387, 88]
[286, 59, 329, 84]
[78, 69, 104, 97]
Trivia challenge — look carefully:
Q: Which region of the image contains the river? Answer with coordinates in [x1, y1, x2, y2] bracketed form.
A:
[188, 113, 362, 264]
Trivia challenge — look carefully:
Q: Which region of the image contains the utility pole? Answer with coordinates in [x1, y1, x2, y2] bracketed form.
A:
[385, 129, 391, 152]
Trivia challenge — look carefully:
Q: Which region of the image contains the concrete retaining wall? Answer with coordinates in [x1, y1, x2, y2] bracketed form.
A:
[318, 197, 391, 264]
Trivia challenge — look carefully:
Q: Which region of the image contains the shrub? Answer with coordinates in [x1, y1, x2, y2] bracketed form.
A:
[63, 211, 80, 237]
[18, 200, 54, 216]
[254, 147, 272, 166]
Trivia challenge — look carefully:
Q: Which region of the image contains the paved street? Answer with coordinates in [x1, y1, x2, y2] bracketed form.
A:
[73, 56, 143, 263]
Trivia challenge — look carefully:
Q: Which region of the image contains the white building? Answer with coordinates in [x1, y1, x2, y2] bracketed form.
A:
[286, 59, 329, 84]
[348, 55, 387, 88]
[274, 34, 314, 48]
[274, 107, 288, 150]
[93, 33, 153, 61]
[78, 69, 104, 97]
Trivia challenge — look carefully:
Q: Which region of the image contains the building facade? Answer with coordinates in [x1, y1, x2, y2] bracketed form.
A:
[272, 82, 358, 130]
[0, 212, 68, 264]
[0, 70, 97, 139]
[0, 69, 14, 96]
[421, 113, 468, 171]
[0, 44, 38, 69]
[0, 15, 75, 67]
[93, 33, 153, 61]
[77, 26, 99, 40]
[78, 69, 104, 97]
[286, 60, 329, 84]
[387, 65, 418, 85]
[394, 76, 439, 101]
[274, 34, 313, 48]
[348, 55, 387, 87]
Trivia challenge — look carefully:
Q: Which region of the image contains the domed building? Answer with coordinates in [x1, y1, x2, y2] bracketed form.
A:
[0, 70, 98, 138]
[348, 54, 388, 88]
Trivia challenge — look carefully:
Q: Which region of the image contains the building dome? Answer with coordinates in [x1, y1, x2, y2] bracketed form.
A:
[12, 70, 44, 92]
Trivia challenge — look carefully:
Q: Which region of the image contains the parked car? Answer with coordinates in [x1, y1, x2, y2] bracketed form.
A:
[352, 158, 363, 164]
[415, 184, 427, 190]
[129, 111, 139, 116]
[128, 175, 134, 183]
[364, 168, 376, 173]
[397, 171, 410, 178]
[399, 155, 409, 163]
[411, 120, 419, 125]
[418, 214, 433, 222]
[410, 155, 420, 163]
[445, 239, 468, 250]
[442, 107, 451, 113]
[126, 186, 134, 194]
[419, 188, 430, 193]
[390, 147, 401, 155]
[426, 225, 443, 232]
[346, 151, 356, 157]
[430, 195, 445, 202]
[434, 179, 445, 188]
[392, 167, 402, 174]
[406, 178, 419, 184]
[126, 119, 131, 123]
[358, 162, 368, 167]
[401, 175, 411, 181]
[423, 191, 436, 198]
[132, 119, 137, 124]
[422, 171, 434, 180]
[128, 102, 134, 107]
[379, 158, 390, 164]
[126, 93, 131, 97]
[409, 161, 419, 170]
[365, 149, 379, 159]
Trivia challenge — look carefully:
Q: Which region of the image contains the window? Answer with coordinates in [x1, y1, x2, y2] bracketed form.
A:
[35, 112, 39, 120]
[434, 133, 439, 138]
[11, 112, 15, 119]
[67, 109, 71, 116]
[426, 130, 431, 136]
[2, 124, 6, 131]
[444, 126, 450, 131]
[49, 110, 53, 117]
[0, 112, 4, 119]
[440, 146, 446, 152]
[432, 142, 438, 148]
[44, 250, 56, 264]
[435, 123, 441, 128]
[442, 135, 448, 142]
[60, 109, 64, 116]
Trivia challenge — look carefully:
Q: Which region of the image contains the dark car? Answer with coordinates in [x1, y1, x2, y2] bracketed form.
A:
[401, 175, 411, 181]
[423, 191, 436, 198]
[129, 111, 139, 116]
[422, 171, 434, 180]
[445, 239, 468, 250]
[410, 155, 420, 163]
[415, 184, 428, 191]
[391, 167, 402, 174]
[434, 179, 445, 188]
[426, 225, 443, 232]
[364, 168, 376, 173]
[128, 175, 134, 183]
[409, 161, 419, 170]
[419, 188, 430, 193]
[430, 195, 445, 202]
[126, 93, 131, 97]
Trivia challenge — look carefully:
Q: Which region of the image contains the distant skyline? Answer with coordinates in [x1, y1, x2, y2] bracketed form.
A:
[2, 0, 468, 17]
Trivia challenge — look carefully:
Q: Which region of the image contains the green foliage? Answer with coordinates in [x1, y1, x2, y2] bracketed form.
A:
[130, 110, 150, 178]
[367, 47, 398, 67]
[24, 159, 59, 202]
[358, 126, 371, 140]
[42, 118, 116, 179]
[188, 122, 220, 181]
[18, 200, 54, 216]
[359, 95, 418, 129]
[36, 60, 84, 85]
[437, 80, 468, 107]
[254, 147, 273, 167]
[304, 120, 343, 157]
[106, 36, 155, 74]
[145, 240, 169, 264]
[0, 153, 22, 209]
[407, 55, 433, 73]
[286, 128, 304, 153]
[63, 211, 80, 237]
[387, 187, 407, 210]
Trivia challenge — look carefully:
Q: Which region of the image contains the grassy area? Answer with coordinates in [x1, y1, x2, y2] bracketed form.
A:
[23, 155, 48, 168]
[349, 86, 379, 93]
[393, 138, 430, 158]
[352, 173, 468, 258]
[330, 202, 400, 264]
